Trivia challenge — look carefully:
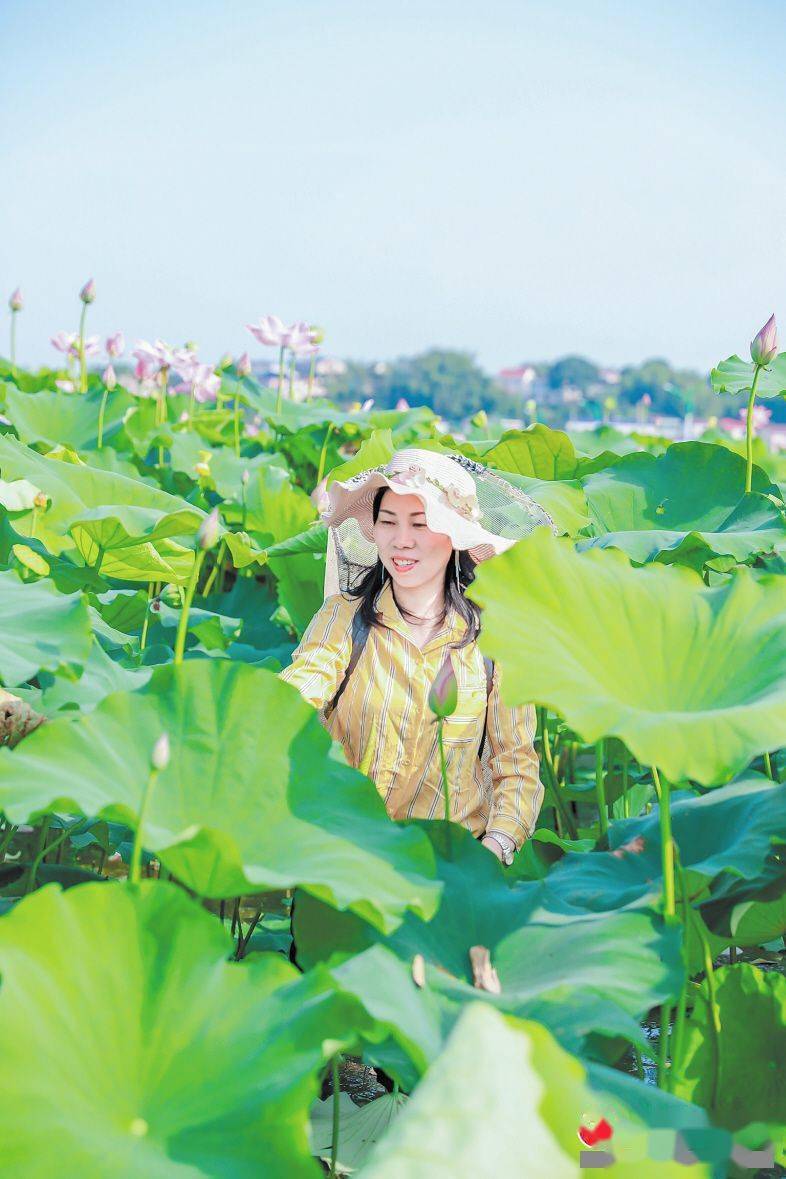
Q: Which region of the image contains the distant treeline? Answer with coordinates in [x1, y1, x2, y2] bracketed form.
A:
[324, 350, 784, 424]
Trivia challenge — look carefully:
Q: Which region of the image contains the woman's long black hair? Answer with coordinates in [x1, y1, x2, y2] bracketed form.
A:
[344, 487, 481, 649]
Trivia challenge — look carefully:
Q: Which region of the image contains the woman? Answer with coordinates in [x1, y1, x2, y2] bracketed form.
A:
[279, 447, 553, 864]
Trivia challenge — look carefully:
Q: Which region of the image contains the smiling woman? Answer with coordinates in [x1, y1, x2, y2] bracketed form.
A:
[279, 448, 556, 865]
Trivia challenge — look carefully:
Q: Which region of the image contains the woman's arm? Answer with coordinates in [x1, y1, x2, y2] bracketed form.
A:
[278, 594, 355, 710]
[483, 663, 545, 852]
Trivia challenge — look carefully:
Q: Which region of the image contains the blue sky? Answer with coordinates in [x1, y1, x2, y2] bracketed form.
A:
[2, 0, 785, 374]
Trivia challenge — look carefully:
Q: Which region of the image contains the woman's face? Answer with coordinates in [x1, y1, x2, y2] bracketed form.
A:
[372, 489, 453, 589]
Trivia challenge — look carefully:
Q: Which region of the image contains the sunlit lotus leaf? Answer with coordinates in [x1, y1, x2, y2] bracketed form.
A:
[711, 352, 786, 399]
[542, 778, 786, 918]
[728, 891, 786, 947]
[37, 641, 152, 715]
[168, 430, 284, 499]
[4, 385, 134, 450]
[0, 568, 92, 687]
[0, 435, 204, 581]
[479, 425, 581, 480]
[243, 386, 366, 432]
[672, 963, 786, 1149]
[467, 527, 786, 784]
[326, 428, 395, 485]
[361, 1004, 707, 1178]
[295, 825, 683, 1064]
[0, 660, 439, 930]
[120, 399, 175, 457]
[153, 601, 242, 652]
[0, 881, 379, 1178]
[578, 442, 786, 568]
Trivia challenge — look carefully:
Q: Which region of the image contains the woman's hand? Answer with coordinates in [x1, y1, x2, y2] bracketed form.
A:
[481, 834, 504, 861]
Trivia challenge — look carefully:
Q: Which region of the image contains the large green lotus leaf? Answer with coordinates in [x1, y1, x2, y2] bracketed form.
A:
[481, 425, 581, 480]
[728, 891, 786, 946]
[223, 463, 323, 634]
[4, 385, 135, 450]
[0, 880, 379, 1178]
[543, 778, 786, 917]
[168, 429, 284, 499]
[0, 567, 92, 687]
[0, 660, 439, 930]
[577, 442, 786, 568]
[310, 1091, 407, 1173]
[467, 527, 786, 784]
[295, 825, 683, 1063]
[672, 963, 786, 1145]
[361, 1003, 708, 1178]
[711, 353, 786, 399]
[0, 435, 204, 579]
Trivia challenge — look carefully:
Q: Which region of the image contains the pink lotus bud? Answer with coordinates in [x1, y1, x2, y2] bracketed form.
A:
[241, 468, 250, 487]
[79, 278, 96, 304]
[311, 475, 331, 514]
[8, 288, 23, 312]
[750, 314, 778, 366]
[286, 321, 318, 355]
[102, 364, 117, 391]
[395, 398, 410, 412]
[106, 331, 124, 358]
[197, 506, 221, 551]
[361, 398, 375, 411]
[236, 352, 252, 378]
[151, 732, 170, 771]
[641, 393, 652, 406]
[428, 659, 458, 719]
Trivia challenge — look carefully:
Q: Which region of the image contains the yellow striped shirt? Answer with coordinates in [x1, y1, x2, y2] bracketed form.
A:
[278, 580, 544, 849]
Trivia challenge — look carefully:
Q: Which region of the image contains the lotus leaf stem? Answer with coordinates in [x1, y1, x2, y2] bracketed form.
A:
[651, 766, 676, 918]
[437, 717, 451, 844]
[24, 816, 51, 894]
[233, 379, 241, 457]
[10, 312, 17, 377]
[275, 345, 285, 415]
[97, 386, 109, 449]
[744, 366, 763, 494]
[317, 423, 335, 486]
[694, 911, 722, 1112]
[538, 709, 577, 840]
[330, 1054, 342, 1177]
[307, 352, 316, 402]
[77, 302, 88, 394]
[667, 848, 692, 1091]
[140, 583, 154, 652]
[201, 539, 226, 598]
[763, 751, 775, 781]
[595, 738, 608, 838]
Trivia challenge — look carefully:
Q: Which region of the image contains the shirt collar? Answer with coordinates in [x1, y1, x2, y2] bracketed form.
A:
[376, 579, 467, 648]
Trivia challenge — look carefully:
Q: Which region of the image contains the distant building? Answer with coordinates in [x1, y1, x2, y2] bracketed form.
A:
[497, 365, 540, 396]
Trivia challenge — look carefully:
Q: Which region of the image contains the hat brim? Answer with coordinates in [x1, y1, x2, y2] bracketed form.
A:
[323, 471, 516, 563]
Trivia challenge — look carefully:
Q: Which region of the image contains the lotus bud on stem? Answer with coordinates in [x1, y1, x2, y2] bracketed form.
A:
[745, 314, 778, 493]
[97, 364, 117, 449]
[174, 510, 221, 664]
[429, 660, 458, 851]
[8, 287, 22, 376]
[77, 278, 95, 394]
[234, 352, 251, 457]
[130, 733, 168, 885]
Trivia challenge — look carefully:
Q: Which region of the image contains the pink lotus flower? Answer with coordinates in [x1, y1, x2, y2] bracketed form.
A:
[51, 331, 100, 359]
[106, 331, 125, 358]
[310, 475, 331, 513]
[79, 278, 96, 304]
[236, 352, 252, 378]
[750, 314, 778, 366]
[246, 314, 288, 347]
[245, 315, 318, 353]
[102, 364, 117, 391]
[739, 404, 772, 429]
[173, 362, 221, 403]
[8, 288, 23, 312]
[132, 339, 178, 371]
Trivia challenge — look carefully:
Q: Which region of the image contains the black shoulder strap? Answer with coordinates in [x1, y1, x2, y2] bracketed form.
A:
[323, 609, 369, 719]
[478, 656, 494, 761]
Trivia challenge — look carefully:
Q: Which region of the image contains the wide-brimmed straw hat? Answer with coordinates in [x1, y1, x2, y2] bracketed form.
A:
[320, 447, 557, 597]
